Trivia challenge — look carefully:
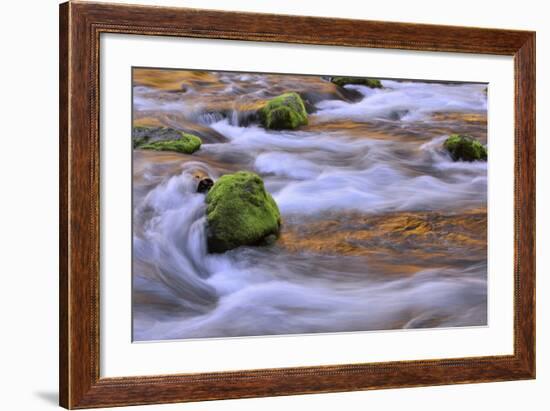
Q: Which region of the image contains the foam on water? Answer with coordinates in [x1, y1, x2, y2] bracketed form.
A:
[206, 119, 487, 215]
[316, 80, 487, 122]
[274, 163, 486, 214]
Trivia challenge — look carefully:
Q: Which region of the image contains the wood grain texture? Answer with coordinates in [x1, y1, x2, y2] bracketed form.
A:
[514, 34, 536, 374]
[59, 2, 69, 407]
[59, 1, 536, 409]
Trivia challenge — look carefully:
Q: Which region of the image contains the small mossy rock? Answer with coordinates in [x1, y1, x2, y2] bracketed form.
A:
[133, 126, 181, 148]
[331, 77, 383, 89]
[133, 127, 202, 154]
[443, 134, 487, 162]
[140, 136, 201, 154]
[206, 171, 281, 253]
[258, 92, 308, 130]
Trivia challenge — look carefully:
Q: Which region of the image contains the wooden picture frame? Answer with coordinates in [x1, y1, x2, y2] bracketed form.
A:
[59, 1, 535, 408]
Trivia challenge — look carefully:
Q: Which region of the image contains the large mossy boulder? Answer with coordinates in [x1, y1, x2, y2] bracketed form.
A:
[443, 134, 487, 162]
[133, 126, 202, 154]
[331, 77, 383, 89]
[258, 92, 308, 130]
[205, 171, 281, 253]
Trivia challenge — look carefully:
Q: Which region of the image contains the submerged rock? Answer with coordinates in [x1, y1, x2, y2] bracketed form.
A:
[443, 134, 487, 162]
[331, 77, 383, 89]
[205, 171, 281, 253]
[258, 92, 308, 130]
[133, 126, 202, 154]
[278, 210, 487, 266]
[197, 177, 214, 193]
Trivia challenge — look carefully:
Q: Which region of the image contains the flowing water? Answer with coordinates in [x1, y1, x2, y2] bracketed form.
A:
[132, 70, 488, 341]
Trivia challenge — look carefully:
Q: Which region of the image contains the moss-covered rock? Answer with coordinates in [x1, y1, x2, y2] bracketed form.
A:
[258, 92, 308, 130]
[133, 126, 179, 148]
[331, 77, 383, 89]
[205, 171, 281, 253]
[443, 134, 487, 162]
[133, 127, 202, 154]
[140, 136, 201, 154]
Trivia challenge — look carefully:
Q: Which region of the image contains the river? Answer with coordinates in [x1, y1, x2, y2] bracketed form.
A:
[132, 70, 488, 341]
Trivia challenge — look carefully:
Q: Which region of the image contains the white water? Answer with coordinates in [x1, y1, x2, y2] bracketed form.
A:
[204, 117, 487, 215]
[133, 76, 488, 341]
[316, 80, 487, 122]
[133, 164, 486, 340]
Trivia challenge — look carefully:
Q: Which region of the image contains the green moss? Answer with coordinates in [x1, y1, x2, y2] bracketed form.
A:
[443, 134, 487, 162]
[206, 171, 281, 253]
[133, 126, 181, 148]
[331, 77, 383, 88]
[258, 92, 308, 130]
[138, 132, 201, 155]
[133, 127, 202, 154]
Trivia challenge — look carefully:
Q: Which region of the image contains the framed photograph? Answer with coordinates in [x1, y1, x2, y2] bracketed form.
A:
[59, 1, 535, 409]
